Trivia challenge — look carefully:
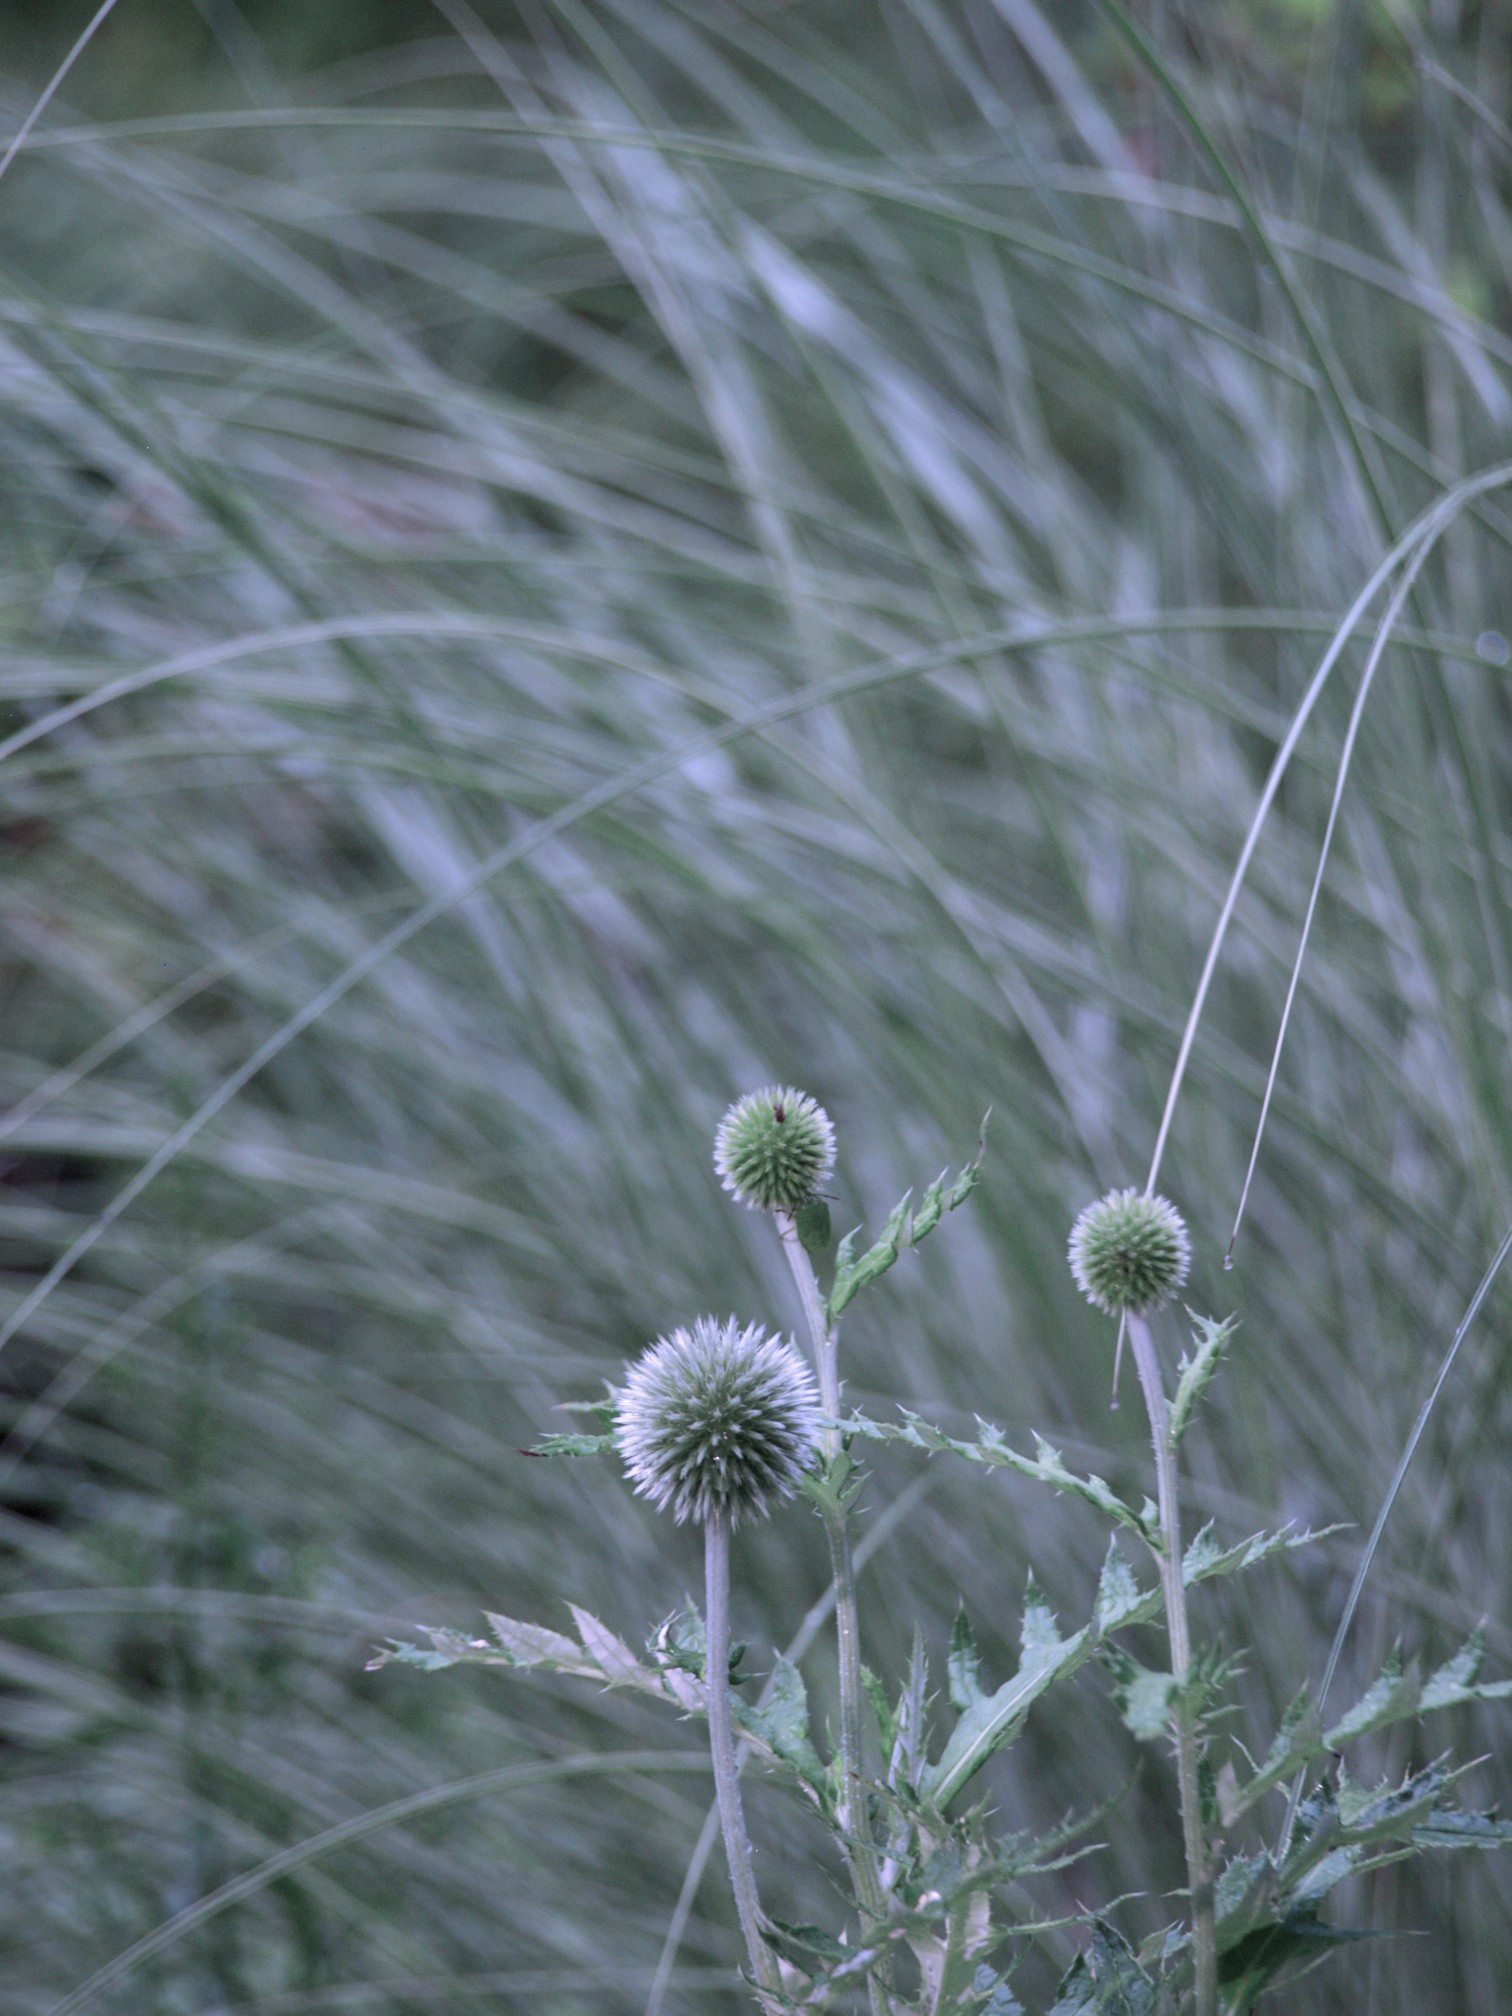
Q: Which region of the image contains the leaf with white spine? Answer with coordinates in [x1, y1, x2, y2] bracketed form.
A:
[1169, 1311, 1238, 1444]
[487, 1614, 582, 1666]
[569, 1604, 650, 1688]
[924, 1580, 1091, 1808]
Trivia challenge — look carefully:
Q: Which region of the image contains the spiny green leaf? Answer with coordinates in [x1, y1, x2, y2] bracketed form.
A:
[1103, 1645, 1181, 1742]
[1229, 1688, 1321, 1816]
[925, 1578, 1091, 1809]
[366, 1628, 492, 1674]
[1094, 1539, 1147, 1634]
[488, 1614, 583, 1666]
[1218, 1912, 1375, 2012]
[862, 1664, 895, 1754]
[1212, 1850, 1276, 1953]
[824, 1116, 988, 1317]
[1421, 1629, 1512, 1712]
[949, 1605, 984, 1711]
[971, 1965, 1026, 2015]
[1183, 1520, 1341, 1586]
[1323, 1646, 1419, 1747]
[527, 1431, 617, 1458]
[1020, 1574, 1066, 1662]
[844, 1410, 1149, 1540]
[891, 1626, 930, 1792]
[1169, 1311, 1238, 1444]
[733, 1655, 824, 1788]
[649, 1605, 705, 1676]
[764, 1917, 850, 1969]
[1047, 1921, 1156, 2014]
[1409, 1807, 1512, 1850]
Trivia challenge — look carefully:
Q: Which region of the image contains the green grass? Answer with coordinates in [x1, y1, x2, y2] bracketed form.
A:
[1, 2, 1510, 2010]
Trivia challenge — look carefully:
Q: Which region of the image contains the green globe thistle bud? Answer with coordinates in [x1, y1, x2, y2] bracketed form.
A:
[713, 1087, 836, 1212]
[615, 1317, 821, 1527]
[1068, 1187, 1191, 1316]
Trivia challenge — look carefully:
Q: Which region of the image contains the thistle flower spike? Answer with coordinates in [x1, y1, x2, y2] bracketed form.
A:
[615, 1317, 821, 1527]
[1068, 1187, 1191, 1316]
[714, 1086, 836, 1212]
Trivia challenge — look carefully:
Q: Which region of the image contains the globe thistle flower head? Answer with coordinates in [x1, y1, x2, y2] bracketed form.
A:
[615, 1317, 822, 1527]
[713, 1087, 836, 1212]
[1068, 1187, 1191, 1316]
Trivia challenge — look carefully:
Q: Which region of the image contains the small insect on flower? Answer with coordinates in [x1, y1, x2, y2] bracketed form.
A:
[713, 1086, 836, 1212]
[615, 1317, 822, 1527]
[1068, 1187, 1191, 1316]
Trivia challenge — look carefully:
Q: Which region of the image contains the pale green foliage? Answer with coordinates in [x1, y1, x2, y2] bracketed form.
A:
[395, 1126, 1510, 2014]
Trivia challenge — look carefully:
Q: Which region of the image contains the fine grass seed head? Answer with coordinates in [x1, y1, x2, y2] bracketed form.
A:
[1068, 1187, 1192, 1316]
[616, 1317, 822, 1527]
[714, 1086, 836, 1212]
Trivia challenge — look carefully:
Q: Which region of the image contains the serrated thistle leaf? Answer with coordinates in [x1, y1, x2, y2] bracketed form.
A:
[949, 1606, 984, 1711]
[1409, 1807, 1512, 1850]
[733, 1655, 825, 1788]
[1228, 1688, 1321, 1817]
[568, 1604, 650, 1688]
[844, 1409, 1149, 1541]
[971, 1965, 1026, 2015]
[1169, 1311, 1238, 1444]
[1323, 1647, 1419, 1747]
[1183, 1521, 1341, 1586]
[1020, 1575, 1065, 1661]
[1094, 1539, 1147, 1634]
[824, 1117, 987, 1318]
[1103, 1645, 1181, 1742]
[1421, 1629, 1512, 1712]
[487, 1614, 582, 1665]
[1218, 1912, 1375, 2011]
[890, 1625, 930, 1792]
[1212, 1850, 1275, 1954]
[649, 1604, 705, 1676]
[911, 1172, 947, 1243]
[366, 1627, 491, 1673]
[924, 1577, 1090, 1809]
[1047, 1920, 1156, 2015]
[862, 1664, 895, 1753]
[527, 1431, 617, 1458]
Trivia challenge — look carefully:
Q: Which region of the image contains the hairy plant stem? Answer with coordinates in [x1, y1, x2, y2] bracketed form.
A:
[704, 1518, 782, 2003]
[777, 1216, 891, 1978]
[1127, 1313, 1216, 2016]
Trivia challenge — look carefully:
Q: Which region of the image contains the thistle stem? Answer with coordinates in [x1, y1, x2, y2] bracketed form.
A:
[1127, 1313, 1216, 2016]
[704, 1518, 782, 2001]
[777, 1217, 890, 1939]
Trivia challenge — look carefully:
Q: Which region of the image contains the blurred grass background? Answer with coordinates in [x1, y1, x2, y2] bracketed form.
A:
[1, 0, 1511, 2009]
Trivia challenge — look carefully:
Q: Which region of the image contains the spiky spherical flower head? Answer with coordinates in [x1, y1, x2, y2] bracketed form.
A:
[1068, 1187, 1192, 1316]
[713, 1087, 836, 1213]
[616, 1317, 822, 1527]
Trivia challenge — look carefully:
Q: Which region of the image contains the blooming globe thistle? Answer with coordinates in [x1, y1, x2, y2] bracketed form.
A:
[1068, 1187, 1191, 1316]
[713, 1087, 836, 1212]
[615, 1317, 821, 1527]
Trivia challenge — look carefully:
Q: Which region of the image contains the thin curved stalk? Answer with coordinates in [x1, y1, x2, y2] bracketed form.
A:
[704, 1518, 781, 2001]
[646, 1479, 930, 2016]
[777, 1215, 888, 1940]
[1227, 512, 1454, 1259]
[1277, 1214, 1512, 1859]
[1128, 1314, 1214, 2016]
[1146, 459, 1512, 1196]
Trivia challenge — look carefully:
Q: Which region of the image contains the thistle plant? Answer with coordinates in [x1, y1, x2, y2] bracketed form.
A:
[376, 1096, 1512, 2015]
[616, 1318, 820, 1998]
